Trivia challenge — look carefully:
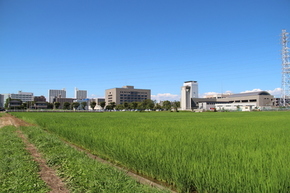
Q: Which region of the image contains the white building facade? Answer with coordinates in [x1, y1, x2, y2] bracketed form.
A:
[180, 81, 198, 110]
[75, 88, 87, 100]
[48, 89, 66, 103]
[3, 91, 34, 103]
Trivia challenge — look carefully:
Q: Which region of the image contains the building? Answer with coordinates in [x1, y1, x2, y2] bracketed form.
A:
[2, 91, 34, 107]
[87, 98, 105, 110]
[34, 96, 46, 102]
[180, 81, 275, 111]
[31, 96, 47, 109]
[0, 94, 4, 108]
[180, 81, 198, 110]
[75, 88, 87, 100]
[48, 89, 66, 103]
[72, 99, 90, 110]
[8, 99, 22, 109]
[193, 91, 275, 111]
[54, 97, 74, 109]
[105, 86, 151, 105]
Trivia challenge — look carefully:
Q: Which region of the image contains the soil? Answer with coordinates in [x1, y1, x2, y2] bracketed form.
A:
[0, 112, 32, 128]
[0, 113, 69, 193]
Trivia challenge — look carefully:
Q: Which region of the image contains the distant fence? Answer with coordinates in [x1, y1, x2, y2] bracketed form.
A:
[6, 109, 104, 113]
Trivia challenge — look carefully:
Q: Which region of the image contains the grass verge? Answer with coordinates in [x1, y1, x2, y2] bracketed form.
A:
[19, 125, 170, 193]
[0, 126, 50, 193]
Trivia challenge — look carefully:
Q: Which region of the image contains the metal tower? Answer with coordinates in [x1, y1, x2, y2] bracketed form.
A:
[281, 29, 290, 106]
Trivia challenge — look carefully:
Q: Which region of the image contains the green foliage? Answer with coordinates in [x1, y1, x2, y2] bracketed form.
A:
[72, 102, 80, 110]
[172, 101, 180, 112]
[100, 101, 106, 109]
[90, 101, 96, 110]
[162, 100, 172, 111]
[81, 102, 87, 110]
[106, 102, 116, 110]
[19, 126, 168, 193]
[123, 102, 129, 110]
[116, 104, 125, 110]
[54, 102, 60, 109]
[47, 102, 53, 109]
[63, 102, 71, 110]
[130, 102, 138, 110]
[12, 112, 290, 192]
[0, 126, 49, 193]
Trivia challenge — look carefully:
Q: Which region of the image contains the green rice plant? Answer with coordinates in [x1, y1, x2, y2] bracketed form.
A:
[0, 126, 49, 193]
[19, 125, 169, 193]
[12, 111, 290, 192]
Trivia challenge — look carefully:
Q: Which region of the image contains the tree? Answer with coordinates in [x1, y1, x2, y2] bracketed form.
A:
[22, 102, 27, 109]
[155, 103, 162, 110]
[72, 102, 80, 110]
[4, 97, 11, 108]
[81, 102, 87, 110]
[63, 102, 71, 110]
[116, 104, 124, 110]
[90, 101, 96, 110]
[137, 102, 145, 111]
[172, 101, 180, 112]
[141, 99, 154, 110]
[109, 102, 116, 109]
[54, 102, 61, 109]
[162, 100, 172, 111]
[47, 102, 54, 109]
[123, 102, 129, 110]
[130, 102, 138, 110]
[100, 101, 106, 109]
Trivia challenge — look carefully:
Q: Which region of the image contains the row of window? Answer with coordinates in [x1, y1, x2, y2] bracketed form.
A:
[120, 97, 147, 100]
[120, 95, 147, 97]
[120, 91, 148, 94]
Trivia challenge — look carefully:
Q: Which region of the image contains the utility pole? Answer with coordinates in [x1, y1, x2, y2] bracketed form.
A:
[280, 29, 290, 106]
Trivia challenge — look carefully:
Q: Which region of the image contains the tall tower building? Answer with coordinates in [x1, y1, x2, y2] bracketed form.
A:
[48, 89, 66, 103]
[281, 29, 290, 106]
[180, 81, 198, 110]
[75, 88, 87, 99]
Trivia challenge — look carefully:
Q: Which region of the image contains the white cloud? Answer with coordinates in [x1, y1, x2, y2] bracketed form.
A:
[266, 88, 282, 97]
[151, 93, 180, 102]
[241, 89, 263, 93]
[241, 88, 282, 97]
[201, 90, 233, 98]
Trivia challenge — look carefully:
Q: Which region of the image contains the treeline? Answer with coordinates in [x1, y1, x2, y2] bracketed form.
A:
[106, 99, 180, 111]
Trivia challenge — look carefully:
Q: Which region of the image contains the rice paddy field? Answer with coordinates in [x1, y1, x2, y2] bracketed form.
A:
[11, 111, 290, 193]
[0, 126, 50, 193]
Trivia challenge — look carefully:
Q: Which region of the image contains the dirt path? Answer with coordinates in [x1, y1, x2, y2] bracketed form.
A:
[0, 113, 176, 193]
[0, 113, 32, 127]
[0, 113, 69, 193]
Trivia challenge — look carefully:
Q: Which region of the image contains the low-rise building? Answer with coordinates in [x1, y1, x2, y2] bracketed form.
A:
[192, 91, 275, 111]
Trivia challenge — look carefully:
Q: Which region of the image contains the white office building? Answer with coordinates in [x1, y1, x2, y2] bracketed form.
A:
[75, 88, 87, 100]
[48, 89, 66, 103]
[180, 81, 198, 110]
[3, 91, 34, 103]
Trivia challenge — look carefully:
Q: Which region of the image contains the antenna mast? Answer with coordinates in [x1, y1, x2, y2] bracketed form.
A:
[281, 29, 290, 106]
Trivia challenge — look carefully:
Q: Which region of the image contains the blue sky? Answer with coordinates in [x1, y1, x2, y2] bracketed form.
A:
[1, 0, 289, 101]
